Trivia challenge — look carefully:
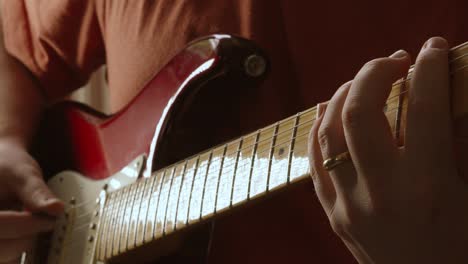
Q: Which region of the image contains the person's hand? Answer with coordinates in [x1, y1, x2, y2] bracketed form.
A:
[0, 139, 63, 264]
[309, 37, 468, 263]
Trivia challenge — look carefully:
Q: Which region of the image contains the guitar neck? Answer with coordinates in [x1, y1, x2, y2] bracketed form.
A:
[95, 107, 316, 260]
[95, 42, 468, 261]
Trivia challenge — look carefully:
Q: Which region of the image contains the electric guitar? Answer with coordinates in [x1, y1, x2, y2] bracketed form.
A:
[29, 35, 468, 263]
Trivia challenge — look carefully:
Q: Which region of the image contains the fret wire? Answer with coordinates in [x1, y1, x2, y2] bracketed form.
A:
[165, 163, 185, 232]
[106, 102, 403, 218]
[143, 170, 164, 243]
[188, 151, 212, 223]
[227, 121, 406, 188]
[111, 186, 123, 258]
[227, 143, 310, 207]
[64, 58, 464, 229]
[63, 144, 306, 253]
[175, 157, 198, 229]
[154, 167, 175, 238]
[100, 192, 116, 259]
[59, 121, 425, 251]
[221, 116, 314, 188]
[89, 99, 411, 217]
[127, 179, 148, 249]
[179, 102, 406, 183]
[151, 169, 168, 239]
[287, 113, 301, 183]
[105, 192, 119, 258]
[188, 152, 212, 222]
[68, 134, 306, 245]
[172, 160, 188, 231]
[135, 175, 156, 246]
[71, 101, 405, 222]
[56, 47, 467, 252]
[198, 150, 214, 220]
[102, 103, 402, 223]
[69, 103, 407, 249]
[246, 131, 261, 200]
[76, 131, 314, 239]
[106, 185, 125, 257]
[213, 144, 228, 213]
[202, 145, 227, 217]
[106, 191, 119, 257]
[62, 109, 316, 215]
[112, 185, 130, 256]
[119, 181, 138, 253]
[97, 192, 112, 260]
[184, 156, 200, 226]
[215, 140, 241, 212]
[161, 166, 177, 236]
[266, 122, 280, 191]
[229, 138, 243, 208]
[61, 52, 468, 219]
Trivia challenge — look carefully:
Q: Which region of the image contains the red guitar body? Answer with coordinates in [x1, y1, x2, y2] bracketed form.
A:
[33, 35, 354, 263]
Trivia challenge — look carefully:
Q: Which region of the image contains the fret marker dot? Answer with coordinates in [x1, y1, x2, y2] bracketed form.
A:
[278, 148, 285, 156]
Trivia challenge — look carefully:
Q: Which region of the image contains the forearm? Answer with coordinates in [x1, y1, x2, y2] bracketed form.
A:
[0, 17, 44, 148]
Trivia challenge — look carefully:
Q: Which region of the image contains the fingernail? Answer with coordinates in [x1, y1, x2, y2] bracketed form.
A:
[389, 49, 408, 58]
[316, 103, 326, 119]
[423, 37, 448, 50]
[42, 196, 60, 206]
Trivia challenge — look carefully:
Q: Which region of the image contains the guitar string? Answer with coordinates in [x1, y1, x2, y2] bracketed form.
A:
[59, 56, 468, 213]
[59, 133, 311, 249]
[50, 45, 468, 258]
[65, 89, 407, 215]
[63, 65, 438, 224]
[55, 50, 468, 247]
[64, 114, 416, 253]
[66, 103, 408, 233]
[68, 100, 408, 222]
[62, 92, 413, 251]
[60, 123, 407, 254]
[102, 57, 467, 205]
[40, 44, 466, 258]
[67, 54, 468, 214]
[67, 120, 408, 258]
[56, 89, 412, 253]
[64, 42, 467, 242]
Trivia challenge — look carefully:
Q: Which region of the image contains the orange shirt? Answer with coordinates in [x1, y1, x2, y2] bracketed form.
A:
[2, 1, 468, 263]
[3, 0, 468, 115]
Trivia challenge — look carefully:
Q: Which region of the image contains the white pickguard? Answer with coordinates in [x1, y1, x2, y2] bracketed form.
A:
[34, 156, 146, 264]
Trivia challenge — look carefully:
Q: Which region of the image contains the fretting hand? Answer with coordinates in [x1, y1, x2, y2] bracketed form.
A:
[309, 37, 468, 263]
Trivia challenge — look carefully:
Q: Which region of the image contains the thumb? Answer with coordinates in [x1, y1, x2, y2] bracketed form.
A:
[13, 172, 64, 216]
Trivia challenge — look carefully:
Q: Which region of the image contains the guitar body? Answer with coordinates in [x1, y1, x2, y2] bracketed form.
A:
[33, 35, 354, 263]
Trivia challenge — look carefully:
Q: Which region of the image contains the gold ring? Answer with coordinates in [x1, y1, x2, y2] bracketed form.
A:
[323, 151, 351, 171]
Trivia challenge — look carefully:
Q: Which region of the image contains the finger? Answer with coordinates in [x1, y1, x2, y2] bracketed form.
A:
[342, 51, 410, 176]
[9, 165, 64, 216]
[318, 81, 357, 194]
[0, 211, 55, 239]
[405, 37, 451, 164]
[0, 237, 34, 263]
[309, 103, 336, 214]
